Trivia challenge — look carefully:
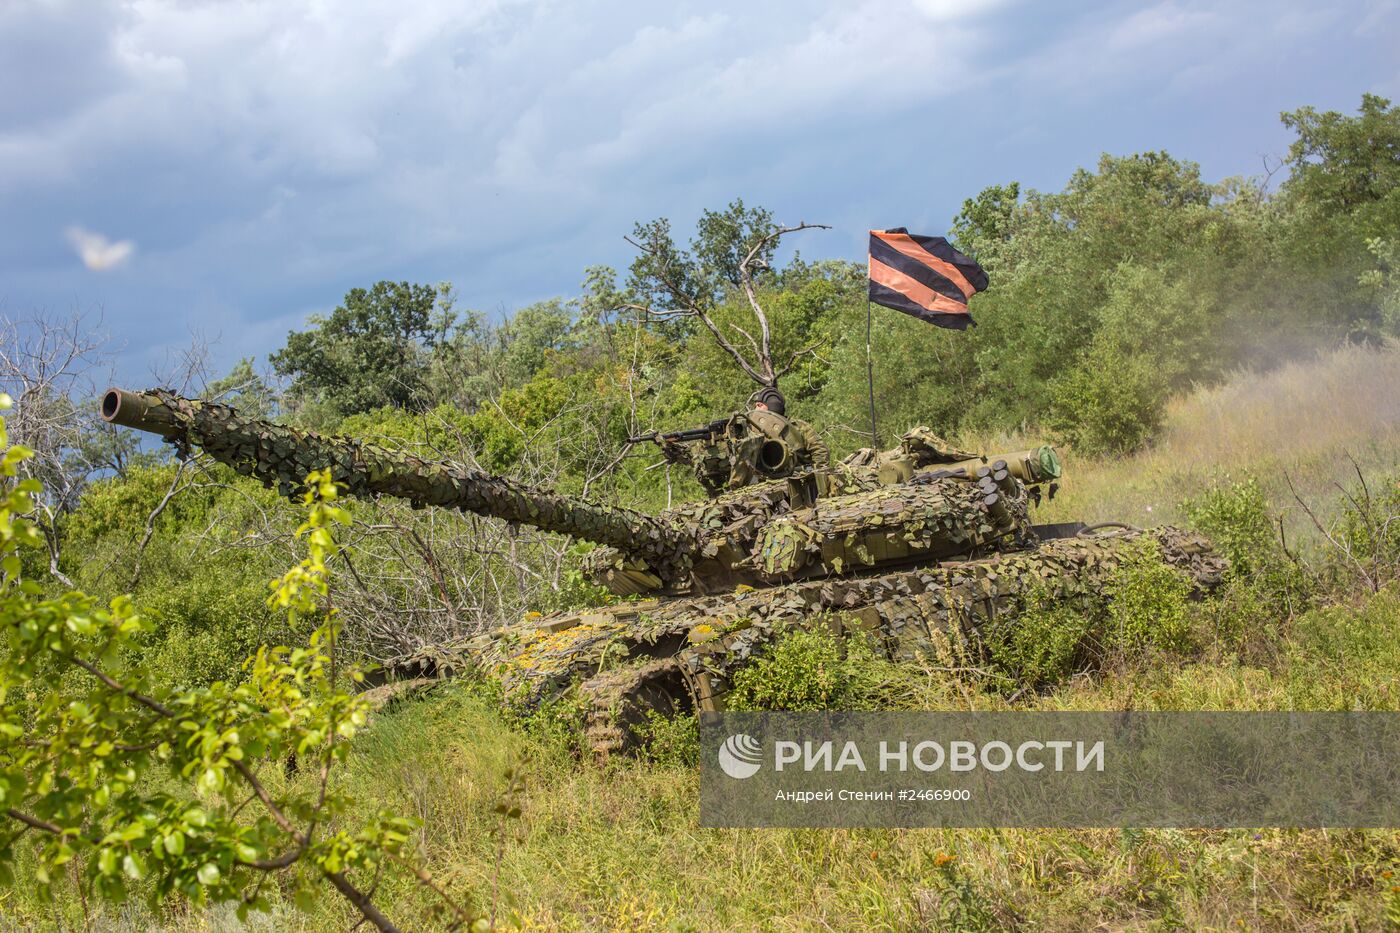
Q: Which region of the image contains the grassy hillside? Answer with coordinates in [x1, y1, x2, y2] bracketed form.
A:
[989, 342, 1400, 533]
[54, 343, 1387, 933]
[5, 347, 1398, 932]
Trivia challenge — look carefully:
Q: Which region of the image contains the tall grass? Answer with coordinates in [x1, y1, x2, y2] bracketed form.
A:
[1037, 342, 1400, 538]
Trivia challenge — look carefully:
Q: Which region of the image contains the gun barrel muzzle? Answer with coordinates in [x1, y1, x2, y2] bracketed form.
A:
[100, 388, 181, 438]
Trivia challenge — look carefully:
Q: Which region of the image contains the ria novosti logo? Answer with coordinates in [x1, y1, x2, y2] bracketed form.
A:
[717, 733, 763, 779]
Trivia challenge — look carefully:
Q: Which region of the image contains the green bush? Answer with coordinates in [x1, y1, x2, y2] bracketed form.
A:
[1182, 478, 1277, 581]
[1047, 261, 1221, 455]
[1104, 537, 1196, 655]
[545, 542, 617, 614]
[725, 624, 888, 711]
[136, 566, 286, 688]
[1047, 346, 1170, 455]
[986, 540, 1197, 688]
[510, 686, 590, 760]
[1193, 578, 1282, 658]
[639, 710, 699, 768]
[1183, 477, 1312, 625]
[985, 585, 1095, 687]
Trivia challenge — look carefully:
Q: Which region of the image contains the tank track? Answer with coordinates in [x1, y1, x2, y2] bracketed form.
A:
[580, 658, 687, 762]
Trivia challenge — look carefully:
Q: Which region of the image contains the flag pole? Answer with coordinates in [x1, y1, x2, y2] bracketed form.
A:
[865, 297, 879, 448]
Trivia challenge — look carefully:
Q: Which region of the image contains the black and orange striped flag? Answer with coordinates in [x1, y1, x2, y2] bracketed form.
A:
[868, 228, 989, 330]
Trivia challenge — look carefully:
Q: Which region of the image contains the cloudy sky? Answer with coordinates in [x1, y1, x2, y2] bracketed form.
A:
[3, 0, 1398, 382]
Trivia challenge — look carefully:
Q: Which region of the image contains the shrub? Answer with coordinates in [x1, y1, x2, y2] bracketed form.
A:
[545, 542, 617, 614]
[0, 436, 479, 928]
[509, 687, 589, 760]
[985, 585, 1096, 688]
[136, 564, 286, 689]
[639, 710, 699, 768]
[1104, 536, 1196, 655]
[1183, 477, 1311, 628]
[725, 624, 887, 711]
[1193, 578, 1282, 659]
[1182, 478, 1277, 581]
[986, 539, 1197, 689]
[1047, 346, 1170, 455]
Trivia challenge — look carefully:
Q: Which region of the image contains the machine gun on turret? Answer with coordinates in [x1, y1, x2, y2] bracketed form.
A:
[625, 418, 728, 447]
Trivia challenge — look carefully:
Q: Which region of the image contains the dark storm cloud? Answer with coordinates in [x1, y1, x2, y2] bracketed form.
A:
[0, 0, 1397, 381]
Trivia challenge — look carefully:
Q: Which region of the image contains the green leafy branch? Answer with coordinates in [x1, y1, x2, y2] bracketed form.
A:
[0, 397, 478, 931]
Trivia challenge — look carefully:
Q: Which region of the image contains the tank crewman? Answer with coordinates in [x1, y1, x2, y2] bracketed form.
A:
[748, 387, 829, 471]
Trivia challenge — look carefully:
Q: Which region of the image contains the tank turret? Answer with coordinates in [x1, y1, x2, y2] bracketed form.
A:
[102, 388, 1048, 596]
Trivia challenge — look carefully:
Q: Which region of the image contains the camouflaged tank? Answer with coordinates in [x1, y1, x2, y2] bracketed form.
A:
[101, 388, 1226, 758]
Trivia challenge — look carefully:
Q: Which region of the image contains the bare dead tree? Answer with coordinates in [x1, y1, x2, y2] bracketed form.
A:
[621, 220, 830, 390]
[0, 312, 121, 585]
[15, 326, 267, 591]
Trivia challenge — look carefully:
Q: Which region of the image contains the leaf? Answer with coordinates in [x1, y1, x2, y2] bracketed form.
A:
[197, 862, 221, 885]
[123, 852, 147, 880]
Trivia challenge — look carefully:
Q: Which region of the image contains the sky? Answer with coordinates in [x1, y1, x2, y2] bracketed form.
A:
[3, 0, 1399, 385]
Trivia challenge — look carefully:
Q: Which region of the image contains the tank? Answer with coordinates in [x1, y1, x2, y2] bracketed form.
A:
[101, 388, 1226, 758]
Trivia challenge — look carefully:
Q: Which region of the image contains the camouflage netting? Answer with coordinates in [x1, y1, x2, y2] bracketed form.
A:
[412, 525, 1226, 756]
[109, 389, 698, 582]
[580, 483, 798, 591]
[750, 479, 1032, 580]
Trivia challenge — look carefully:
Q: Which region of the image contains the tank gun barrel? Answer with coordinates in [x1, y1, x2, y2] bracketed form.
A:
[101, 388, 692, 577]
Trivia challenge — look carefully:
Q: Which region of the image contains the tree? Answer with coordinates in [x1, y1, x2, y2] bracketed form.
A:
[954, 152, 1233, 431]
[623, 199, 830, 391]
[271, 281, 448, 419]
[1281, 94, 1400, 219]
[0, 313, 136, 586]
[950, 181, 1021, 273]
[0, 401, 480, 930]
[1277, 95, 1400, 340]
[1360, 237, 1400, 335]
[206, 358, 276, 420]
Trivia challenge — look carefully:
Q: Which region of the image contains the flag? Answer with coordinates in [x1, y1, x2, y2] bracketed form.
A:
[868, 228, 989, 330]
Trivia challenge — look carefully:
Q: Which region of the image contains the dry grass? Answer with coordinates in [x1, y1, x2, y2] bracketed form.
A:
[1024, 342, 1400, 537]
[319, 677, 1400, 932]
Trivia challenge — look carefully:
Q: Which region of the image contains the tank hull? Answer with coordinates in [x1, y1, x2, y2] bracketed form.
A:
[405, 526, 1225, 758]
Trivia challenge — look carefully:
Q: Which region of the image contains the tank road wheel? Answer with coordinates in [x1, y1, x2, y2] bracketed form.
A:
[581, 658, 693, 762]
